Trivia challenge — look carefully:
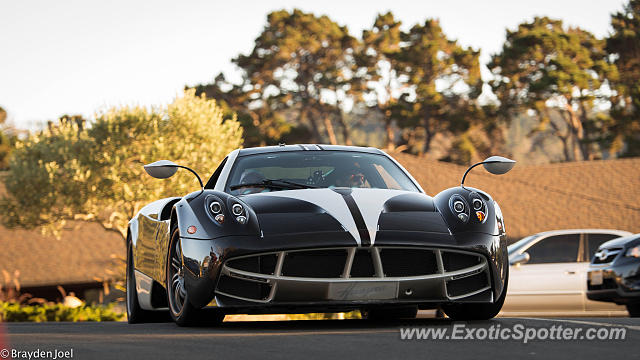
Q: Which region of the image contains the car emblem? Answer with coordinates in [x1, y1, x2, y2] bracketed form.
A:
[596, 249, 609, 261]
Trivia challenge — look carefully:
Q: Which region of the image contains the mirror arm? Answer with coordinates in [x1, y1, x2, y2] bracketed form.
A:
[460, 161, 500, 189]
[175, 165, 204, 190]
[461, 162, 481, 188]
[461, 160, 502, 189]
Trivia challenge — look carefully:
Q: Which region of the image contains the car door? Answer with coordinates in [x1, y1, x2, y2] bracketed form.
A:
[506, 233, 584, 312]
[583, 233, 628, 312]
[135, 200, 167, 280]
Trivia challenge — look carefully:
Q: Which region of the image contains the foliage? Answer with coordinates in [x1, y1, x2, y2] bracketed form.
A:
[489, 17, 617, 161]
[393, 19, 483, 155]
[192, 75, 294, 147]
[0, 302, 124, 322]
[0, 106, 14, 170]
[233, 9, 357, 145]
[0, 90, 243, 238]
[358, 12, 406, 148]
[607, 0, 640, 157]
[195, 9, 493, 162]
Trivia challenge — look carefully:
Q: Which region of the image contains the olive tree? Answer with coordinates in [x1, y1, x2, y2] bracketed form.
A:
[0, 89, 243, 239]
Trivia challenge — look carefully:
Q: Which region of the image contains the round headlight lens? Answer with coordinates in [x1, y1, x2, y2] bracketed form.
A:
[209, 201, 222, 214]
[232, 203, 244, 216]
[453, 201, 465, 212]
[472, 199, 483, 211]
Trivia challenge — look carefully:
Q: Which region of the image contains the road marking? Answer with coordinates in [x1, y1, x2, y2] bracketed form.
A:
[516, 317, 640, 331]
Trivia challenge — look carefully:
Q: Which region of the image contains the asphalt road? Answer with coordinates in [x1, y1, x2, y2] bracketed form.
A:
[3, 317, 640, 360]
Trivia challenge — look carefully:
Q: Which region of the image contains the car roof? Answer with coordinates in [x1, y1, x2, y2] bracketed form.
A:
[508, 228, 633, 254]
[531, 229, 632, 238]
[237, 144, 384, 157]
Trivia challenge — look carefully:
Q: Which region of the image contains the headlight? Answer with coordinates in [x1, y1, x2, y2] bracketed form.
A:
[209, 201, 222, 214]
[625, 245, 640, 258]
[449, 195, 469, 223]
[230, 202, 249, 224]
[232, 203, 244, 216]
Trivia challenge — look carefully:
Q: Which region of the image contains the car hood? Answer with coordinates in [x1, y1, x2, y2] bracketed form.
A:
[240, 188, 449, 246]
[599, 233, 640, 249]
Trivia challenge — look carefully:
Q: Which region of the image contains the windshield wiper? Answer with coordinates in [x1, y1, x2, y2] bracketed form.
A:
[229, 179, 317, 191]
[268, 179, 317, 189]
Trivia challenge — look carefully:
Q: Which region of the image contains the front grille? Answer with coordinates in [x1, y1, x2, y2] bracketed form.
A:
[227, 254, 277, 275]
[446, 272, 488, 298]
[442, 251, 481, 271]
[591, 248, 622, 264]
[350, 249, 375, 277]
[588, 278, 618, 291]
[216, 274, 271, 301]
[217, 246, 488, 303]
[282, 249, 346, 278]
[379, 248, 438, 277]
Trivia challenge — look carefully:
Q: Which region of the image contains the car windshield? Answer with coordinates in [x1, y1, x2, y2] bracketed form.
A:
[227, 151, 419, 195]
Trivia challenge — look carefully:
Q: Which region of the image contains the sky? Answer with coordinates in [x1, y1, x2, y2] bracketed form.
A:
[0, 0, 628, 130]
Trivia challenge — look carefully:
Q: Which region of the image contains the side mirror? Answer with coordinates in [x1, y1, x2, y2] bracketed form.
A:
[143, 160, 204, 189]
[143, 160, 179, 179]
[482, 156, 516, 175]
[461, 155, 516, 187]
[510, 252, 530, 266]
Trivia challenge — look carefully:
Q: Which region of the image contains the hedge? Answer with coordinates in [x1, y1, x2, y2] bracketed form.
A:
[0, 302, 124, 322]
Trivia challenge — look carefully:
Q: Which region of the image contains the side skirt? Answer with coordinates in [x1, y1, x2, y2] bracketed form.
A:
[134, 270, 168, 310]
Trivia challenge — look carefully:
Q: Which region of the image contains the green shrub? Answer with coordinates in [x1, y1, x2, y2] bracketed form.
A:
[0, 302, 124, 322]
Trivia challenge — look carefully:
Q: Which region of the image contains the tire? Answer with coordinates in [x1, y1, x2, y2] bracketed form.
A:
[626, 303, 640, 317]
[362, 305, 418, 320]
[441, 260, 509, 321]
[166, 227, 224, 326]
[126, 240, 167, 323]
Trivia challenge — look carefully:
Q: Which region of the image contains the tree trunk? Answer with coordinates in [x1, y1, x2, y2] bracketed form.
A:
[385, 117, 395, 149]
[547, 114, 572, 161]
[334, 108, 352, 145]
[302, 107, 322, 143]
[323, 116, 338, 145]
[578, 102, 593, 160]
[423, 117, 433, 155]
[564, 102, 586, 161]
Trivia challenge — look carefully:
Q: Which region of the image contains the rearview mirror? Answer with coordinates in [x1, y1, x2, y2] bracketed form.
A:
[482, 156, 516, 175]
[510, 252, 530, 266]
[461, 155, 516, 187]
[143, 160, 179, 179]
[143, 160, 204, 189]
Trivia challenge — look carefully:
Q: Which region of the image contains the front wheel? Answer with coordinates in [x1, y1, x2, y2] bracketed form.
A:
[166, 227, 224, 326]
[441, 263, 509, 321]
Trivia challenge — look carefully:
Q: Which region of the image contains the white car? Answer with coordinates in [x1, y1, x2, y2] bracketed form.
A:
[502, 229, 632, 316]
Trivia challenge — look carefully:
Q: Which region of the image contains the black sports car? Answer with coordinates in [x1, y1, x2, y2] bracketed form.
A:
[126, 145, 515, 325]
[587, 233, 640, 317]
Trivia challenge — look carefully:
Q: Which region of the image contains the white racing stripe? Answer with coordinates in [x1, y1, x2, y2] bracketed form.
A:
[349, 189, 407, 245]
[258, 189, 362, 245]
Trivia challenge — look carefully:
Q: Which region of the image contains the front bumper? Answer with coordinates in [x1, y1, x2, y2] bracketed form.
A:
[217, 246, 491, 305]
[180, 231, 507, 309]
[587, 258, 640, 304]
